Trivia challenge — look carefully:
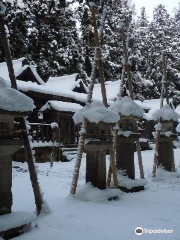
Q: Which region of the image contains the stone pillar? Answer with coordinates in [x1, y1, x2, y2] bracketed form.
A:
[85, 141, 109, 190]
[116, 134, 140, 179]
[0, 155, 12, 215]
[158, 135, 177, 171]
[0, 138, 23, 215]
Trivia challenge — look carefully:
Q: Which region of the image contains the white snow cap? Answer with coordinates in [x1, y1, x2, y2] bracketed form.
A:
[73, 101, 120, 124]
[152, 104, 179, 122]
[110, 97, 144, 118]
[0, 77, 35, 113]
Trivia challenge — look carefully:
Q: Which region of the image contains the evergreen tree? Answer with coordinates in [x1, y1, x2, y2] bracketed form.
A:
[29, 0, 81, 80]
[102, 0, 134, 82]
[75, 2, 94, 84]
[0, 0, 30, 61]
[145, 5, 177, 99]
[130, 7, 154, 100]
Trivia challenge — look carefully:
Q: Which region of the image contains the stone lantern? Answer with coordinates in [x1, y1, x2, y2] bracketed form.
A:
[0, 77, 36, 238]
[73, 101, 120, 190]
[110, 97, 146, 192]
[152, 104, 179, 171]
[0, 77, 34, 216]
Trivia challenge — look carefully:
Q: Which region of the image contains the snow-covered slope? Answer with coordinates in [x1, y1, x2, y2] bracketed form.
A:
[11, 149, 180, 240]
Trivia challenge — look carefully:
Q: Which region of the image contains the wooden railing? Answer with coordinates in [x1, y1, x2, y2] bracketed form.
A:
[28, 123, 53, 142]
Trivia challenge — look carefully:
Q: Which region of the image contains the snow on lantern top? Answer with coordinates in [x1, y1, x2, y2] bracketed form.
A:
[151, 104, 179, 122]
[109, 97, 144, 119]
[0, 77, 35, 114]
[73, 101, 120, 125]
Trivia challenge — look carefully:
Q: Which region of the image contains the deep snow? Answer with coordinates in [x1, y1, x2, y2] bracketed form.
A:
[10, 149, 180, 240]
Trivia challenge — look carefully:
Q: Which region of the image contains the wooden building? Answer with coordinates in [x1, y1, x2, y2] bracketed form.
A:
[0, 58, 87, 162]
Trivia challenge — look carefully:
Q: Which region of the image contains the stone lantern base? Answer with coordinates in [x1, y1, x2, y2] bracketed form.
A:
[0, 155, 12, 215]
[84, 140, 110, 190]
[116, 134, 140, 179]
[116, 133, 145, 192]
[158, 134, 177, 171]
[0, 139, 23, 215]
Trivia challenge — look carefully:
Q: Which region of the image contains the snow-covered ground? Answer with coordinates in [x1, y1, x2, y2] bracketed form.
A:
[10, 149, 180, 240]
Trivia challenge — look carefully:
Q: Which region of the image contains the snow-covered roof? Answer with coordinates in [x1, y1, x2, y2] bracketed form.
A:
[16, 64, 45, 85]
[93, 80, 120, 103]
[150, 104, 180, 122]
[73, 101, 120, 124]
[110, 97, 144, 118]
[0, 77, 35, 115]
[0, 58, 87, 104]
[40, 100, 82, 113]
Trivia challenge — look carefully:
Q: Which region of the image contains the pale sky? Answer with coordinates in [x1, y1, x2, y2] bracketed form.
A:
[132, 0, 180, 19]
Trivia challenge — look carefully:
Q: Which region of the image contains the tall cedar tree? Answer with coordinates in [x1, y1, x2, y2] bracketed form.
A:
[28, 0, 81, 80]
[130, 7, 155, 100]
[0, 0, 30, 62]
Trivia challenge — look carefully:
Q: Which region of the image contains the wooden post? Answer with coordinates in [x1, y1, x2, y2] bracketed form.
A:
[121, 26, 145, 179]
[21, 119, 43, 214]
[152, 53, 167, 177]
[91, 6, 119, 188]
[0, 4, 43, 214]
[162, 54, 169, 105]
[121, 28, 133, 99]
[70, 5, 108, 194]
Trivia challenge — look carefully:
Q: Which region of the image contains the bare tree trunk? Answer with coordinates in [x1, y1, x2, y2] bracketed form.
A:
[0, 9, 43, 214]
[121, 26, 145, 179]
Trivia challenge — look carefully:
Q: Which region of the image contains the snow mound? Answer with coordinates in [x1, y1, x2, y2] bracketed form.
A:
[151, 104, 179, 122]
[152, 167, 180, 184]
[0, 77, 35, 113]
[73, 101, 120, 124]
[110, 97, 144, 118]
[76, 183, 121, 202]
[0, 211, 36, 232]
[117, 174, 148, 189]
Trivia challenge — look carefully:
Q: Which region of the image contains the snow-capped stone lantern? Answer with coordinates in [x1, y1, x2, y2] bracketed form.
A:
[110, 97, 146, 192]
[73, 101, 120, 190]
[152, 104, 179, 171]
[0, 77, 35, 217]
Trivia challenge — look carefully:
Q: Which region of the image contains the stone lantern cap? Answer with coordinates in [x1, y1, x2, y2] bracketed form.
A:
[0, 77, 35, 116]
[109, 97, 144, 120]
[73, 101, 120, 125]
[151, 104, 179, 122]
